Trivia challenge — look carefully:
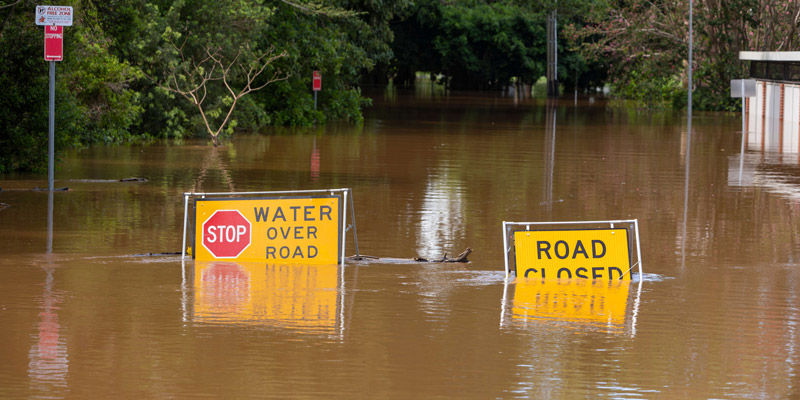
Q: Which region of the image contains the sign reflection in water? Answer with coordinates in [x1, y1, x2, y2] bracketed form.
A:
[185, 261, 346, 336]
[500, 278, 642, 336]
[28, 267, 69, 394]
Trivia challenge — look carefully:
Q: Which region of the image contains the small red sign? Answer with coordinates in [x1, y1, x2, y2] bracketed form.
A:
[44, 25, 63, 61]
[201, 210, 252, 258]
[313, 70, 321, 91]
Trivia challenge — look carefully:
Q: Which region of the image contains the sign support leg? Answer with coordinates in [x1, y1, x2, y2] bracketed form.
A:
[182, 194, 189, 260]
[347, 189, 360, 256]
[48, 61, 55, 192]
[634, 219, 643, 277]
[341, 189, 348, 266]
[502, 221, 509, 278]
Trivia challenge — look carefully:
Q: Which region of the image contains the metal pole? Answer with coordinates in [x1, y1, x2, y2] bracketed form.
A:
[553, 11, 557, 88]
[739, 81, 746, 183]
[48, 61, 55, 192]
[634, 219, 643, 276]
[682, 0, 693, 271]
[687, 0, 693, 119]
[182, 194, 189, 260]
[347, 189, 360, 257]
[502, 222, 509, 278]
[341, 190, 348, 266]
[314, 91, 318, 111]
[47, 191, 53, 254]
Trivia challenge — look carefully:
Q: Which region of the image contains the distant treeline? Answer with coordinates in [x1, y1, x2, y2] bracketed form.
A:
[1, 0, 796, 172]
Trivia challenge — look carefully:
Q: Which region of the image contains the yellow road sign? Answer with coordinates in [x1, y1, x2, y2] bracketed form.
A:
[194, 196, 340, 264]
[514, 228, 631, 280]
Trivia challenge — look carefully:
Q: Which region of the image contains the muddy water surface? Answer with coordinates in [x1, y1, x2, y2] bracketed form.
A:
[1, 90, 799, 398]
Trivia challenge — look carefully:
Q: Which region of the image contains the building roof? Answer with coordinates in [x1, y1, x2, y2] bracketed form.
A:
[740, 51, 800, 62]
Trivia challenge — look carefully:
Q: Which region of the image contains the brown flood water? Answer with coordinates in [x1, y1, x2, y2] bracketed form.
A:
[1, 89, 800, 398]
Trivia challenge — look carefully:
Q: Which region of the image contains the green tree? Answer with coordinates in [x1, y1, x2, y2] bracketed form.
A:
[389, 0, 606, 93]
[566, 0, 800, 110]
[391, 0, 548, 91]
[252, 0, 375, 126]
[0, 1, 141, 173]
[0, 0, 410, 171]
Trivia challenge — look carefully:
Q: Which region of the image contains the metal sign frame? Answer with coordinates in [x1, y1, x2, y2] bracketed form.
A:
[502, 219, 643, 279]
[182, 188, 359, 266]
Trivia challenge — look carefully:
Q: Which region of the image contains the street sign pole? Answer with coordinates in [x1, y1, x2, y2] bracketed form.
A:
[312, 70, 321, 111]
[739, 79, 745, 182]
[37, 5, 73, 192]
[731, 78, 756, 184]
[48, 60, 55, 192]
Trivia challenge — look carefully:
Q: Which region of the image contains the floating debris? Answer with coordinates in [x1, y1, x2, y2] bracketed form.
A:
[414, 247, 472, 263]
[348, 247, 472, 263]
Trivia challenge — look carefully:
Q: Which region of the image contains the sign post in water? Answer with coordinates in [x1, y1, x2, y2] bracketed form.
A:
[313, 70, 321, 110]
[36, 5, 73, 192]
[730, 79, 757, 183]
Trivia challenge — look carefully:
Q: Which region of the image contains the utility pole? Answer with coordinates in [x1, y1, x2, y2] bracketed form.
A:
[546, 9, 558, 97]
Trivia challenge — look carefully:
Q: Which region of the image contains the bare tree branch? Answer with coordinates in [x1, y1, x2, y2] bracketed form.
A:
[0, 0, 22, 39]
[157, 45, 289, 146]
[0, 0, 22, 10]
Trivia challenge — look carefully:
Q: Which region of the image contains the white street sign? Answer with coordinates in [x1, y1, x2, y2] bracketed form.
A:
[35, 5, 73, 26]
[731, 79, 757, 98]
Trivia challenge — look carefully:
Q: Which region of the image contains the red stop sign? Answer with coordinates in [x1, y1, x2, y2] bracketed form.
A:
[201, 210, 252, 258]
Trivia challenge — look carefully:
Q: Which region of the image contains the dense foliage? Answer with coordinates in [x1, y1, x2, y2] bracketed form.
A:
[392, 0, 546, 90]
[565, 0, 800, 110]
[388, 0, 605, 92]
[3, 0, 800, 172]
[0, 1, 141, 172]
[0, 0, 398, 172]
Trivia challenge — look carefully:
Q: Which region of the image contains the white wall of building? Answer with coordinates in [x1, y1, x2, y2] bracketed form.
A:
[747, 80, 800, 153]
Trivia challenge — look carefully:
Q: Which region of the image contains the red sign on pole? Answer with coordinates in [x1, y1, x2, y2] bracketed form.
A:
[313, 71, 321, 91]
[44, 25, 63, 61]
[201, 210, 252, 258]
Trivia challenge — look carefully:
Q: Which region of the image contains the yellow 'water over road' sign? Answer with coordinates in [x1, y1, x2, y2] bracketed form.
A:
[194, 196, 340, 264]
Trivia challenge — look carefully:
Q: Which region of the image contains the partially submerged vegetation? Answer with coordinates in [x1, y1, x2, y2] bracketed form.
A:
[1, 0, 797, 172]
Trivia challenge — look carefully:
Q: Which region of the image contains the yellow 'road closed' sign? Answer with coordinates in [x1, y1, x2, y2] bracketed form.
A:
[194, 196, 340, 264]
[514, 228, 630, 280]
